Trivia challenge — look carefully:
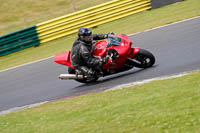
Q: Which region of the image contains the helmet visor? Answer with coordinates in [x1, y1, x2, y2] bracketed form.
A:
[82, 35, 93, 42]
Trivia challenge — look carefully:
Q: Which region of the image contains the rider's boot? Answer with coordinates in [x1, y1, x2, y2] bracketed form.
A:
[94, 66, 104, 77]
[97, 70, 104, 77]
[78, 66, 96, 79]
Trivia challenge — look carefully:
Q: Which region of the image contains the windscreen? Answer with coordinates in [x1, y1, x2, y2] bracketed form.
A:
[107, 35, 121, 47]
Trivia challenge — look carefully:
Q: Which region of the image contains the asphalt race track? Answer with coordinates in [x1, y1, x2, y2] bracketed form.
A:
[0, 17, 200, 112]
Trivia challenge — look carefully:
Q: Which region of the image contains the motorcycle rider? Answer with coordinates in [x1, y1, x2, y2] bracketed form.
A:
[70, 27, 113, 77]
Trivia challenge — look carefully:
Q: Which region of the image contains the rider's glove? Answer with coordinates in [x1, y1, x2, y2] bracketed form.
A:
[105, 32, 115, 38]
[108, 32, 115, 35]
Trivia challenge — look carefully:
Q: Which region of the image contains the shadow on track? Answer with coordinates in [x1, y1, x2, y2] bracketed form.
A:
[73, 65, 158, 90]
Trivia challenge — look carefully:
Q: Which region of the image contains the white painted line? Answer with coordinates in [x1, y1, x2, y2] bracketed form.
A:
[129, 16, 200, 36]
[106, 69, 200, 91]
[0, 101, 48, 115]
[1, 16, 200, 73]
[1, 69, 199, 115]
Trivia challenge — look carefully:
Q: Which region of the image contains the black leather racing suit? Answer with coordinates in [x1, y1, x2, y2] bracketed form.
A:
[70, 34, 108, 76]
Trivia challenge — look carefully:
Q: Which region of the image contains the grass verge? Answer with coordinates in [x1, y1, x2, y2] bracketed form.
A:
[0, 0, 200, 71]
[0, 71, 200, 133]
[0, 0, 110, 35]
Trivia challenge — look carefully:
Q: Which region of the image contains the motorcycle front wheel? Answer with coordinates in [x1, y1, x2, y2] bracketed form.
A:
[68, 67, 99, 83]
[131, 49, 155, 68]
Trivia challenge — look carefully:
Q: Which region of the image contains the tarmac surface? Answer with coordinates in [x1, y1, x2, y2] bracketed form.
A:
[0, 17, 200, 111]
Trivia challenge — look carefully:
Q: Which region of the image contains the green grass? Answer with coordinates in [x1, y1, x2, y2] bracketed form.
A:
[0, 71, 200, 133]
[0, 0, 110, 35]
[0, 0, 200, 71]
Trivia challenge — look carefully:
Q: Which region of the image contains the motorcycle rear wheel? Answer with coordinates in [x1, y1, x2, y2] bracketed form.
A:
[68, 67, 98, 83]
[131, 49, 155, 68]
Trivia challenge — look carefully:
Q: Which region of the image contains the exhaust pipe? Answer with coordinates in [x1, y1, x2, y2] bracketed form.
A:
[59, 74, 86, 80]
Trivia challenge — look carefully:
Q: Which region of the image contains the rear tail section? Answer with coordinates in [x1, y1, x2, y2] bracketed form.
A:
[54, 51, 74, 68]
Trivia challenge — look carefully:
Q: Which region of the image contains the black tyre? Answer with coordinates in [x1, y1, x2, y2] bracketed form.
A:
[131, 49, 155, 68]
[68, 67, 98, 83]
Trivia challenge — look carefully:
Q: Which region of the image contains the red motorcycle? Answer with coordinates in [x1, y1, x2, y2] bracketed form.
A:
[54, 34, 155, 83]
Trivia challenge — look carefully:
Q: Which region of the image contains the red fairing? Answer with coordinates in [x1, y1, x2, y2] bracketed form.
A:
[129, 47, 140, 58]
[133, 47, 140, 55]
[92, 34, 134, 69]
[54, 51, 74, 68]
[92, 40, 107, 57]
